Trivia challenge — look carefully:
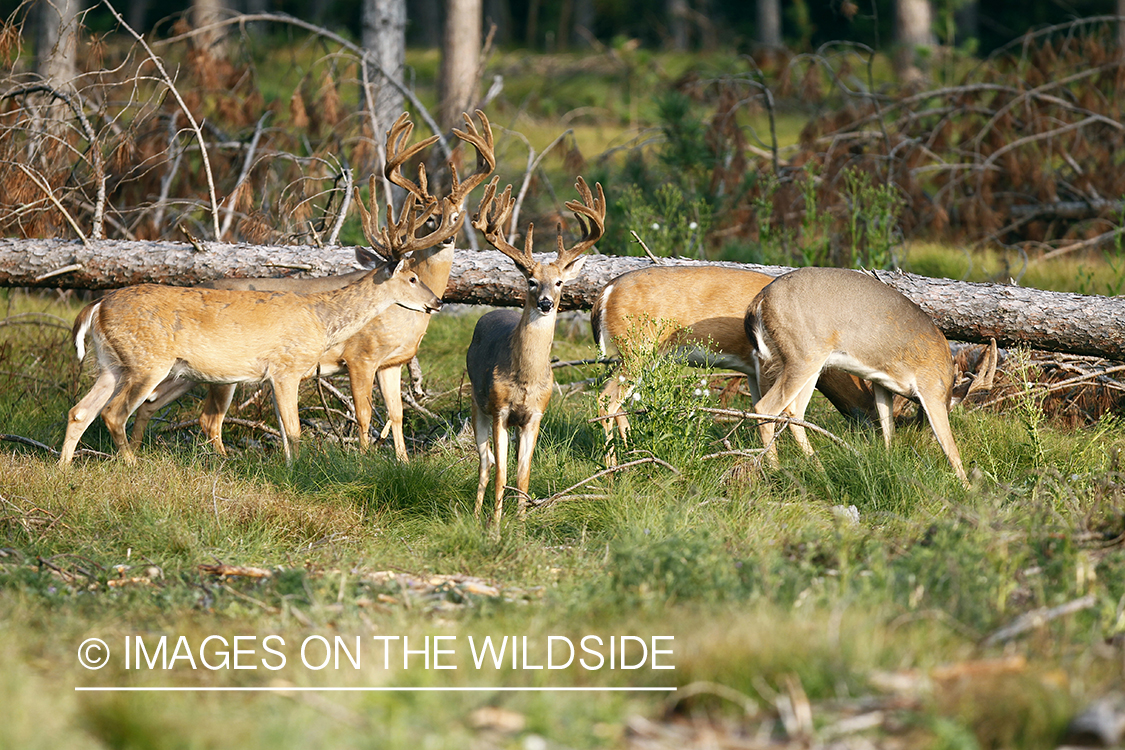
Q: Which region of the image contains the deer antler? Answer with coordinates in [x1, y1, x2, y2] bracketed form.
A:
[354, 175, 452, 263]
[448, 110, 496, 212]
[473, 176, 536, 272]
[358, 111, 498, 262]
[384, 112, 441, 209]
[555, 176, 606, 267]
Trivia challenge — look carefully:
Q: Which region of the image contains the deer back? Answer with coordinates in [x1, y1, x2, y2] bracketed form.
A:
[747, 267, 954, 395]
[593, 266, 769, 367]
[84, 263, 439, 384]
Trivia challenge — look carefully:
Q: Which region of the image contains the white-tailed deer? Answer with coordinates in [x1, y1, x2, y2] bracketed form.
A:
[59, 186, 445, 467]
[592, 266, 899, 462]
[467, 176, 606, 527]
[129, 111, 495, 460]
[744, 267, 969, 485]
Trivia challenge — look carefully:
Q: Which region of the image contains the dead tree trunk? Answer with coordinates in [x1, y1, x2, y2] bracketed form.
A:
[1, 237, 1123, 360]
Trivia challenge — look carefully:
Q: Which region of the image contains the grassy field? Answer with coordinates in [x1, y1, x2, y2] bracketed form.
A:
[1, 276, 1123, 749]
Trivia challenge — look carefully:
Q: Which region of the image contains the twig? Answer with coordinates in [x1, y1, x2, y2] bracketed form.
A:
[981, 594, 1097, 647]
[164, 417, 282, 441]
[0, 312, 72, 330]
[701, 448, 766, 460]
[159, 12, 453, 165]
[0, 434, 60, 456]
[15, 164, 88, 245]
[219, 583, 281, 613]
[503, 127, 574, 243]
[0, 435, 110, 461]
[314, 370, 345, 444]
[698, 407, 851, 449]
[4, 84, 107, 239]
[630, 230, 663, 263]
[529, 455, 681, 510]
[102, 0, 222, 239]
[977, 363, 1125, 410]
[34, 263, 84, 282]
[218, 112, 270, 241]
[326, 168, 353, 246]
[402, 390, 440, 420]
[551, 357, 616, 369]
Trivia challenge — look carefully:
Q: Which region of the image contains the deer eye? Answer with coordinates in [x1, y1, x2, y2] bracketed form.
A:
[555, 280, 563, 287]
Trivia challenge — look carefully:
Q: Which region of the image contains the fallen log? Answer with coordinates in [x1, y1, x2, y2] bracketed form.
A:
[1, 237, 1123, 360]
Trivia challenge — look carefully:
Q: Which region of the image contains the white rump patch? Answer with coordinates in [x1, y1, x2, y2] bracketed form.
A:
[73, 303, 100, 362]
[595, 283, 614, 356]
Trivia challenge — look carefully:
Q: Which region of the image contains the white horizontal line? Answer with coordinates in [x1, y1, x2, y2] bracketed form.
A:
[75, 686, 678, 692]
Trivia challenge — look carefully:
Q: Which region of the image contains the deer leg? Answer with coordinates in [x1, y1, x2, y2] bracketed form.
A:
[515, 414, 543, 519]
[200, 384, 236, 456]
[784, 373, 821, 458]
[101, 369, 173, 465]
[598, 375, 630, 467]
[349, 359, 378, 452]
[375, 366, 408, 461]
[872, 384, 896, 449]
[59, 369, 120, 466]
[491, 412, 510, 529]
[130, 376, 195, 451]
[471, 399, 493, 519]
[270, 378, 301, 464]
[917, 390, 969, 487]
[754, 363, 823, 467]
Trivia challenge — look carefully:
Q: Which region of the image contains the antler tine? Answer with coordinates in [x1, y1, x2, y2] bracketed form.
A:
[353, 174, 443, 264]
[555, 176, 606, 266]
[385, 111, 441, 207]
[354, 174, 382, 251]
[448, 109, 497, 209]
[473, 176, 534, 271]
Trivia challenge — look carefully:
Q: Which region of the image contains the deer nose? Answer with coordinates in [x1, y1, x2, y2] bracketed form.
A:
[537, 297, 553, 313]
[428, 300, 443, 313]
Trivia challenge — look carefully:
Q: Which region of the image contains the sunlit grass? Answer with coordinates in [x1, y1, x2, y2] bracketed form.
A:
[903, 241, 1125, 295]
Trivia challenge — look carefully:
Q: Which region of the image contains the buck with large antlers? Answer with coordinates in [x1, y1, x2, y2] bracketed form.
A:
[58, 156, 449, 467]
[592, 265, 901, 463]
[467, 175, 606, 527]
[745, 267, 969, 485]
[128, 111, 495, 460]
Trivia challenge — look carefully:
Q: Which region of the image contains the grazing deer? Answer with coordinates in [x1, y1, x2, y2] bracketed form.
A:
[592, 265, 899, 462]
[59, 188, 445, 467]
[467, 176, 606, 527]
[744, 267, 969, 485]
[129, 111, 495, 460]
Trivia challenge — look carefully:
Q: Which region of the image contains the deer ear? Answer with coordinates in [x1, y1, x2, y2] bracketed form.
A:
[561, 254, 586, 280]
[355, 246, 382, 270]
[387, 259, 404, 276]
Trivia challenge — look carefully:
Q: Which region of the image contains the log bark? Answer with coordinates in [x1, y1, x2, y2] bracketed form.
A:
[1, 237, 1123, 360]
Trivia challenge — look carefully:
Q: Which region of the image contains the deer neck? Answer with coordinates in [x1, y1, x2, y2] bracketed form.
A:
[507, 303, 558, 383]
[413, 242, 455, 296]
[311, 271, 396, 347]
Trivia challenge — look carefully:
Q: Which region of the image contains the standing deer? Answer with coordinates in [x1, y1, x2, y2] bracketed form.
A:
[467, 176, 606, 527]
[592, 265, 899, 462]
[129, 111, 495, 459]
[59, 190, 444, 467]
[745, 267, 968, 485]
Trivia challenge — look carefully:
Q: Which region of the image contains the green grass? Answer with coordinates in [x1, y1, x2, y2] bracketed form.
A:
[903, 241, 1125, 295]
[2, 283, 1124, 749]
